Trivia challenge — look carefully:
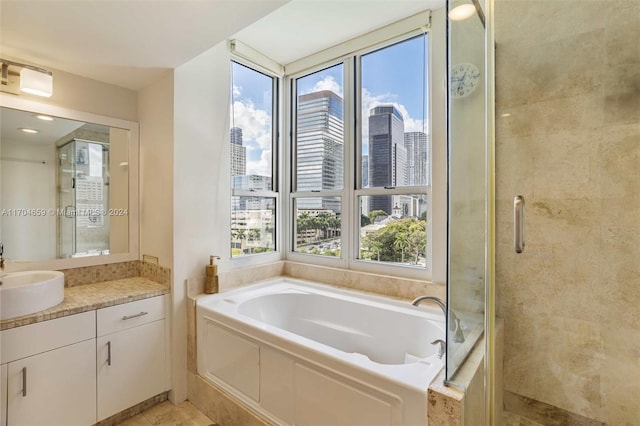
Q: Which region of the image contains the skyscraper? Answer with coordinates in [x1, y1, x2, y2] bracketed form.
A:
[404, 131, 429, 186]
[296, 90, 344, 212]
[230, 127, 246, 179]
[368, 105, 405, 214]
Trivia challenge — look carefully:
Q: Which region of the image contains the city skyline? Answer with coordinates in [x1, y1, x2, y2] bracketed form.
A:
[231, 90, 429, 215]
[231, 34, 428, 180]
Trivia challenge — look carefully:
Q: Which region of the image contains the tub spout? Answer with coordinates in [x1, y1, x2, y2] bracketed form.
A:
[431, 339, 445, 359]
[411, 296, 465, 343]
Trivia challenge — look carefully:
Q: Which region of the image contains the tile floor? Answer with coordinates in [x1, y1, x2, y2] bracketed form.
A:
[119, 400, 544, 426]
[115, 400, 216, 426]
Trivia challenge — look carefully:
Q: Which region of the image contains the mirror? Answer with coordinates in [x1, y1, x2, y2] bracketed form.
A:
[0, 97, 138, 267]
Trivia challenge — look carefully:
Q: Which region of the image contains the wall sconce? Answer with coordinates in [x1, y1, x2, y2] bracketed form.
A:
[1, 58, 53, 98]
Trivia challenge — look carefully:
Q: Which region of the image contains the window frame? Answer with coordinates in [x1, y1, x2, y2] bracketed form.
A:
[284, 14, 439, 281]
[229, 56, 283, 267]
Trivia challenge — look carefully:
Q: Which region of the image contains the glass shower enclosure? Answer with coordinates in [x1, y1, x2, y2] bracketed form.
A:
[57, 138, 110, 258]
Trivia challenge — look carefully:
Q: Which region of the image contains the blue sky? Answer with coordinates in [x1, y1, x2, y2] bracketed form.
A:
[232, 34, 429, 175]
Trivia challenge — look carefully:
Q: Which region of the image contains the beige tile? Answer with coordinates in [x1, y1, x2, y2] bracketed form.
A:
[604, 63, 640, 126]
[495, 1, 605, 49]
[495, 134, 534, 200]
[532, 130, 601, 200]
[141, 400, 214, 426]
[503, 315, 604, 420]
[600, 124, 640, 199]
[495, 0, 640, 424]
[497, 94, 604, 139]
[187, 371, 266, 426]
[599, 325, 640, 425]
[115, 413, 151, 426]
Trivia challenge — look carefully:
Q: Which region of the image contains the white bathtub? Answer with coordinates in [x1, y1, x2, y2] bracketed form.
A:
[196, 277, 445, 426]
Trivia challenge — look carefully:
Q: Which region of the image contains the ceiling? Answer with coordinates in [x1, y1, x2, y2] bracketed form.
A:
[0, 107, 86, 146]
[0, 0, 443, 92]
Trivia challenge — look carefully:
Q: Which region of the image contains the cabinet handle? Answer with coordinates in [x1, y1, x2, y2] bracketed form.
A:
[107, 341, 112, 366]
[22, 367, 27, 397]
[122, 311, 148, 321]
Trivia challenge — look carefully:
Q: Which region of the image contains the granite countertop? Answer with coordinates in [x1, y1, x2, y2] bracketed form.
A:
[1, 277, 169, 331]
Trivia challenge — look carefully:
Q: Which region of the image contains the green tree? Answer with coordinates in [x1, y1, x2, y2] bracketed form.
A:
[394, 232, 409, 263]
[368, 209, 388, 223]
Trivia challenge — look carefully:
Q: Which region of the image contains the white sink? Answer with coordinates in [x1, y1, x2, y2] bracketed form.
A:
[1, 271, 65, 320]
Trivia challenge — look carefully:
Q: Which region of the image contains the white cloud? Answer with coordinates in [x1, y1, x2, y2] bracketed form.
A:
[231, 89, 273, 176]
[231, 100, 271, 151]
[301, 75, 344, 98]
[246, 149, 272, 177]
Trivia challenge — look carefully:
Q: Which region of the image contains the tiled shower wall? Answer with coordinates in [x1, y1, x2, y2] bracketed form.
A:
[495, 0, 640, 424]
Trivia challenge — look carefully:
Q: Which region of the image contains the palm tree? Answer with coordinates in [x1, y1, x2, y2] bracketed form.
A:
[394, 233, 409, 263]
[371, 241, 383, 262]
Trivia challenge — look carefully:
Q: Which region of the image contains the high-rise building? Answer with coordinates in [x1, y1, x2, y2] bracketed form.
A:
[362, 154, 369, 188]
[404, 131, 429, 186]
[368, 105, 405, 214]
[296, 90, 344, 212]
[230, 127, 246, 178]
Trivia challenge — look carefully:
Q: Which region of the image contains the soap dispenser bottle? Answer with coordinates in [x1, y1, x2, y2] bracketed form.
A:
[205, 255, 221, 294]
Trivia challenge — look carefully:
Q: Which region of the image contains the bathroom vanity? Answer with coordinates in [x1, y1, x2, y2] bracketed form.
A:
[0, 278, 169, 426]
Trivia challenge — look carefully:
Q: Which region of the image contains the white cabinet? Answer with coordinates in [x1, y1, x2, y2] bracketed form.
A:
[1, 312, 96, 426]
[7, 339, 96, 426]
[96, 295, 167, 422]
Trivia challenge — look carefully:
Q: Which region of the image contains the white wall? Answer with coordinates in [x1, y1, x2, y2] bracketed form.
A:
[171, 41, 232, 402]
[0, 139, 56, 260]
[17, 65, 138, 122]
[139, 71, 174, 267]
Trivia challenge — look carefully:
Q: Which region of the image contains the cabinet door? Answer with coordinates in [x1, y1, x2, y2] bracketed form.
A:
[97, 319, 166, 421]
[7, 339, 96, 426]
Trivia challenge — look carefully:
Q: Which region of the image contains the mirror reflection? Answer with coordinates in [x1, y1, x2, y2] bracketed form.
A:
[0, 107, 129, 261]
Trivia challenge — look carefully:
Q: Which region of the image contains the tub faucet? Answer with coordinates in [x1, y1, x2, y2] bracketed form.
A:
[411, 296, 465, 343]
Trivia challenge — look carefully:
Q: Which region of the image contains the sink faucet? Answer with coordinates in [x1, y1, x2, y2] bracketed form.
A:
[411, 296, 465, 343]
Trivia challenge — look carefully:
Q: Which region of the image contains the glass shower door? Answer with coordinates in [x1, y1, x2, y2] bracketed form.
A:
[446, 0, 490, 382]
[58, 141, 76, 258]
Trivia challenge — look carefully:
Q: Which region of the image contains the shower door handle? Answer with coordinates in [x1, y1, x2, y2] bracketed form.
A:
[514, 195, 525, 253]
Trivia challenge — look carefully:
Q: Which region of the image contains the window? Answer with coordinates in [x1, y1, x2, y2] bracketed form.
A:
[357, 35, 429, 268]
[292, 64, 344, 256]
[289, 31, 431, 275]
[230, 61, 278, 257]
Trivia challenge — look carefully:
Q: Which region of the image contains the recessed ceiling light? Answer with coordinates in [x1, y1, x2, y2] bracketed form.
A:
[448, 3, 477, 21]
[501, 113, 512, 117]
[36, 115, 54, 121]
[19, 128, 39, 134]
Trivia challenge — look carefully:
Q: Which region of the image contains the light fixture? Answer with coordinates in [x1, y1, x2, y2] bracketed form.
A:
[19, 128, 39, 134]
[1, 58, 53, 98]
[36, 114, 54, 121]
[448, 3, 477, 21]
